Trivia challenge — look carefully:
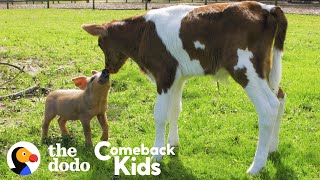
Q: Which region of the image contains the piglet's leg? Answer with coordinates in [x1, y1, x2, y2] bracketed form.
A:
[97, 114, 108, 141]
[42, 112, 56, 140]
[58, 117, 69, 136]
[80, 117, 92, 146]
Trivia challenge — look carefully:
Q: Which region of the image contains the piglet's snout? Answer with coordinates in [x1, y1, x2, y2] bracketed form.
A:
[98, 69, 110, 84]
[102, 69, 109, 76]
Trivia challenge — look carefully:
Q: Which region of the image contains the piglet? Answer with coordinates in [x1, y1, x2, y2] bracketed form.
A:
[42, 69, 110, 146]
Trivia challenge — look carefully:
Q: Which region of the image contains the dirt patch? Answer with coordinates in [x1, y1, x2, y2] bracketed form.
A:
[0, 102, 6, 111]
[17, 59, 43, 76]
[0, 46, 7, 58]
[0, 46, 6, 52]
[0, 117, 9, 125]
[282, 5, 320, 14]
[0, 58, 43, 90]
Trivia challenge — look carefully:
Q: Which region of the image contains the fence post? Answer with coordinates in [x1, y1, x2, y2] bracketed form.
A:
[7, 0, 9, 9]
[93, 0, 95, 9]
[47, 0, 49, 8]
[145, 0, 147, 10]
[275, 0, 278, 6]
[204, 0, 207, 5]
[126, 0, 127, 3]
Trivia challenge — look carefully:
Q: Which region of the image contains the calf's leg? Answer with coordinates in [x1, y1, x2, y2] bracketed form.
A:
[167, 78, 185, 147]
[230, 48, 280, 175]
[244, 78, 279, 175]
[153, 92, 170, 161]
[269, 88, 286, 153]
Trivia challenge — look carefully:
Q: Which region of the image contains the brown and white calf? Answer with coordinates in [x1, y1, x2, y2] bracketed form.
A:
[82, 1, 287, 175]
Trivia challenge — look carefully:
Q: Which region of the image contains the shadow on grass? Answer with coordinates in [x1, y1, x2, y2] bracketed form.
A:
[85, 147, 197, 179]
[79, 146, 115, 180]
[42, 134, 78, 147]
[42, 138, 196, 179]
[157, 148, 197, 179]
[258, 150, 298, 180]
[81, 146, 196, 179]
[269, 151, 298, 180]
[46, 137, 115, 179]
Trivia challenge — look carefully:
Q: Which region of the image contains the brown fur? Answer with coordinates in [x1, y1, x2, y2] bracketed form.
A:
[82, 1, 287, 90]
[84, 16, 179, 94]
[42, 70, 110, 145]
[180, 1, 282, 87]
[81, 3, 288, 173]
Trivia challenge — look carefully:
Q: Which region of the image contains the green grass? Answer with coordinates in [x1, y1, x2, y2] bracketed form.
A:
[0, 9, 319, 179]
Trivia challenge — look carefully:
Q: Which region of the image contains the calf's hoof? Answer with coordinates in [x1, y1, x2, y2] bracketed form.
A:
[100, 136, 108, 141]
[246, 163, 264, 176]
[268, 143, 279, 153]
[85, 141, 93, 147]
[152, 154, 164, 162]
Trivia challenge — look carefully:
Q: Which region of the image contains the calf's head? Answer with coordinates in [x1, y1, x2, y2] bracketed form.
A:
[72, 69, 111, 95]
[82, 24, 128, 74]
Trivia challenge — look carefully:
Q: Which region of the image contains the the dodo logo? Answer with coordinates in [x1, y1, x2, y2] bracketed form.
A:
[7, 141, 40, 176]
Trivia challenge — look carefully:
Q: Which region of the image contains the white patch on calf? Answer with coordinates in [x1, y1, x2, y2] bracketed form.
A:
[144, 5, 205, 77]
[259, 3, 275, 12]
[235, 48, 279, 116]
[234, 48, 254, 74]
[111, 21, 126, 26]
[167, 74, 185, 147]
[269, 48, 283, 94]
[153, 90, 170, 162]
[194, 40, 205, 50]
[153, 69, 185, 161]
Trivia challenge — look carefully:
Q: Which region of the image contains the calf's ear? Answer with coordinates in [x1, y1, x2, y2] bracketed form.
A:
[82, 24, 107, 36]
[72, 76, 88, 90]
[91, 70, 99, 75]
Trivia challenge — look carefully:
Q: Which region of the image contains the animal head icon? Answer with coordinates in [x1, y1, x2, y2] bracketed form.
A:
[7, 142, 40, 176]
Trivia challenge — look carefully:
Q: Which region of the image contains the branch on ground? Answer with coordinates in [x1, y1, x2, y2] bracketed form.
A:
[0, 62, 25, 87]
[0, 86, 52, 101]
[0, 62, 25, 72]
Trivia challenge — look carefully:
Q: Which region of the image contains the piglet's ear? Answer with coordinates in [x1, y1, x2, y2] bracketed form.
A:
[72, 76, 88, 90]
[91, 70, 99, 75]
[82, 24, 107, 36]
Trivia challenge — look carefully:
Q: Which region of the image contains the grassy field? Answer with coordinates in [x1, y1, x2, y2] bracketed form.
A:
[0, 9, 319, 179]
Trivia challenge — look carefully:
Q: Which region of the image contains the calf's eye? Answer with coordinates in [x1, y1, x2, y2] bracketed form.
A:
[90, 77, 95, 83]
